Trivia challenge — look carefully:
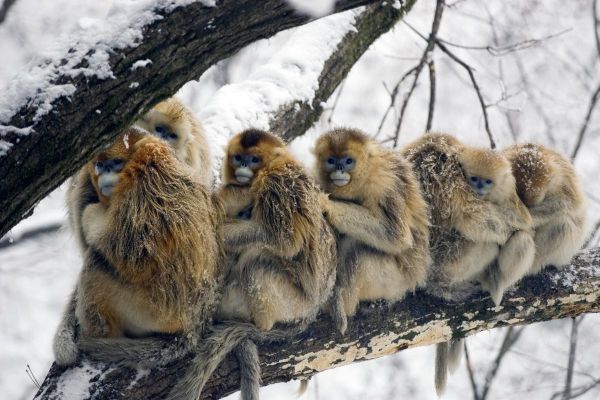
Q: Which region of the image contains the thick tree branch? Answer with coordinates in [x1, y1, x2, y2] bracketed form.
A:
[0, 0, 381, 238]
[35, 248, 600, 400]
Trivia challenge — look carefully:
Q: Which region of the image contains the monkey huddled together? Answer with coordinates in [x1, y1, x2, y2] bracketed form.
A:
[52, 97, 587, 399]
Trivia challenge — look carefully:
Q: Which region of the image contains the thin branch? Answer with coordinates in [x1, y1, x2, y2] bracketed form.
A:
[584, 219, 600, 249]
[464, 343, 482, 400]
[594, 0, 600, 60]
[426, 59, 436, 130]
[570, 82, 600, 161]
[375, 66, 418, 138]
[435, 39, 496, 149]
[0, 0, 17, 24]
[480, 326, 524, 400]
[561, 317, 584, 400]
[435, 29, 571, 56]
[0, 222, 63, 249]
[390, 0, 445, 147]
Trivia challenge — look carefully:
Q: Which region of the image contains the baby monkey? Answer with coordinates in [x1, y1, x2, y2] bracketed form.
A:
[53, 129, 223, 366]
[503, 143, 586, 273]
[314, 128, 431, 334]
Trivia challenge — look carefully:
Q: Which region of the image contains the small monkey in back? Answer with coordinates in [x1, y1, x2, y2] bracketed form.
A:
[314, 128, 430, 334]
[217, 129, 337, 330]
[135, 96, 213, 185]
[502, 143, 586, 272]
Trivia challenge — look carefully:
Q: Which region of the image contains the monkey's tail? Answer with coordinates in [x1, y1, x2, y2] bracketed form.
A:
[297, 378, 310, 397]
[434, 342, 449, 396]
[167, 322, 257, 400]
[434, 339, 464, 396]
[235, 339, 261, 400]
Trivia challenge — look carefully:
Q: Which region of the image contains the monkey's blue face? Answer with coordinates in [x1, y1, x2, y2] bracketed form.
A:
[94, 159, 125, 197]
[231, 154, 261, 184]
[153, 125, 178, 142]
[468, 175, 494, 197]
[324, 156, 355, 187]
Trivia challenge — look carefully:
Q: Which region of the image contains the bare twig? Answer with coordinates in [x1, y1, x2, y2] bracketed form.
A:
[480, 327, 524, 400]
[571, 82, 600, 161]
[464, 342, 482, 400]
[561, 317, 584, 400]
[0, 0, 17, 24]
[435, 29, 571, 56]
[390, 0, 445, 147]
[435, 39, 496, 148]
[594, 0, 600, 61]
[584, 219, 600, 249]
[427, 59, 436, 130]
[375, 66, 418, 138]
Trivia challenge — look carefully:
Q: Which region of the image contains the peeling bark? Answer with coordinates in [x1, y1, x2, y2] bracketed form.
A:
[35, 248, 600, 400]
[0, 0, 381, 238]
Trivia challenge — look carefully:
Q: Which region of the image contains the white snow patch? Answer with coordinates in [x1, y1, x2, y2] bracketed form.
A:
[55, 360, 107, 399]
[129, 82, 140, 89]
[285, 0, 335, 17]
[200, 9, 360, 160]
[0, 140, 12, 156]
[130, 59, 153, 71]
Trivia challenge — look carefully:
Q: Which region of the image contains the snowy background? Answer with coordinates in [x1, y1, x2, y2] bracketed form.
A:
[1, 0, 600, 399]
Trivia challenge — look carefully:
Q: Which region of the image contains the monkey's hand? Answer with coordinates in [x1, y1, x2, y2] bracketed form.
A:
[455, 202, 512, 244]
[222, 220, 267, 252]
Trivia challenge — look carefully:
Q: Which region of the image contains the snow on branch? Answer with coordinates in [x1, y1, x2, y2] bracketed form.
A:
[0, 0, 380, 239]
[35, 249, 600, 399]
[200, 0, 417, 151]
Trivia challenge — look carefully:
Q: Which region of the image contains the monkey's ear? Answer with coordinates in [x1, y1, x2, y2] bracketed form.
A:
[309, 145, 317, 155]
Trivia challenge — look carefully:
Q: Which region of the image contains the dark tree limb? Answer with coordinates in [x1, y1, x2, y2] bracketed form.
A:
[0, 0, 17, 24]
[0, 0, 383, 239]
[35, 248, 600, 400]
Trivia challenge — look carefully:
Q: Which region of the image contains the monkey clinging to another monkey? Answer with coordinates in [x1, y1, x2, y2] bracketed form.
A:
[502, 143, 587, 274]
[53, 129, 224, 367]
[216, 128, 337, 330]
[313, 127, 431, 334]
[402, 133, 535, 395]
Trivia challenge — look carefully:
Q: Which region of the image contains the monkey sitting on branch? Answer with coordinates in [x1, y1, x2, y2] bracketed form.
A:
[313, 127, 431, 334]
[502, 143, 587, 274]
[401, 133, 535, 395]
[53, 129, 224, 368]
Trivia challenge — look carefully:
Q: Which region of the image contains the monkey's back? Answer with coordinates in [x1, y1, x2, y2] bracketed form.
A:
[252, 160, 337, 314]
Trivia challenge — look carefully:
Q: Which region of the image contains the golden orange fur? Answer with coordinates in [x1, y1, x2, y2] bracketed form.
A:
[314, 128, 431, 333]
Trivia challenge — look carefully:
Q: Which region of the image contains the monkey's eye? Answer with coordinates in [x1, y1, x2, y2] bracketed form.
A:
[470, 176, 478, 183]
[155, 125, 167, 134]
[167, 132, 178, 141]
[327, 157, 335, 165]
[346, 158, 354, 165]
[251, 156, 260, 164]
[96, 161, 104, 169]
[234, 155, 242, 163]
[485, 179, 493, 184]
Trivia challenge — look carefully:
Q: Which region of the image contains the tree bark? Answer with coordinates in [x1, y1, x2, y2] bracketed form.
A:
[35, 248, 600, 400]
[0, 0, 383, 238]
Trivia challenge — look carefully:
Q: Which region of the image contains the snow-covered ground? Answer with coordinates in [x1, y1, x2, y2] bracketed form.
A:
[1, 0, 600, 399]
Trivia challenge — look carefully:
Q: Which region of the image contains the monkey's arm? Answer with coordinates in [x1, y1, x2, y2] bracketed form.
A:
[324, 199, 412, 254]
[222, 220, 268, 252]
[527, 195, 571, 227]
[454, 201, 512, 244]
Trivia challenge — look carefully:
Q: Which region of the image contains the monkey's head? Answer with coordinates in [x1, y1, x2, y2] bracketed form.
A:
[458, 146, 514, 202]
[136, 98, 191, 161]
[503, 143, 554, 207]
[313, 128, 374, 194]
[223, 129, 286, 186]
[88, 128, 146, 203]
